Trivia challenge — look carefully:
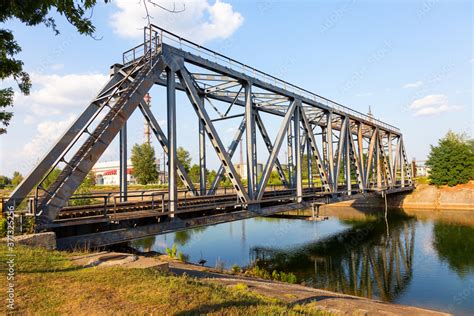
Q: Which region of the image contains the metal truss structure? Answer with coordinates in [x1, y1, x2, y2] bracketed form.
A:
[4, 25, 413, 228]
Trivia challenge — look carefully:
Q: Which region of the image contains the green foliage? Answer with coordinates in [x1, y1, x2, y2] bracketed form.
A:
[11, 171, 23, 187]
[42, 168, 62, 188]
[0, 218, 7, 237]
[188, 164, 200, 183]
[268, 171, 283, 185]
[0, 1, 107, 133]
[177, 252, 188, 263]
[165, 244, 178, 259]
[249, 265, 297, 284]
[131, 143, 159, 185]
[0, 175, 11, 187]
[231, 264, 241, 273]
[177, 147, 192, 173]
[207, 169, 217, 186]
[426, 131, 474, 186]
[69, 172, 96, 206]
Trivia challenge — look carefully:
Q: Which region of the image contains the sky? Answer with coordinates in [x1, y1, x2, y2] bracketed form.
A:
[0, 0, 472, 178]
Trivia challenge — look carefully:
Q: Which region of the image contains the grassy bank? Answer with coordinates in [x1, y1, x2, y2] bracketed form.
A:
[0, 245, 326, 315]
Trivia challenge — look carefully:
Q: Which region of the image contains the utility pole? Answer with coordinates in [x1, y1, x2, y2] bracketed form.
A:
[144, 93, 152, 145]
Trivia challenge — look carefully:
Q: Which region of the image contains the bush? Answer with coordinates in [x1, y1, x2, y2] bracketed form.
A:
[231, 264, 241, 273]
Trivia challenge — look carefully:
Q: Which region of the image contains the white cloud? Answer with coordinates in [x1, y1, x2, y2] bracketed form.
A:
[403, 81, 423, 88]
[18, 115, 78, 173]
[14, 72, 108, 125]
[110, 0, 244, 44]
[409, 94, 461, 116]
[50, 63, 64, 71]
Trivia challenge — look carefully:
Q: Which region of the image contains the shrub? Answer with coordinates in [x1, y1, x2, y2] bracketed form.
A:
[177, 252, 188, 263]
[231, 264, 241, 273]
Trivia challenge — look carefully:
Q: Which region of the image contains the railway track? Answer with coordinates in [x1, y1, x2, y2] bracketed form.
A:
[55, 188, 320, 221]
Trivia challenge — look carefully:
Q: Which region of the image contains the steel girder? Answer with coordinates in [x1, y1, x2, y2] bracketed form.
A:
[254, 112, 289, 188]
[177, 66, 250, 204]
[208, 117, 246, 195]
[300, 107, 331, 192]
[256, 101, 297, 200]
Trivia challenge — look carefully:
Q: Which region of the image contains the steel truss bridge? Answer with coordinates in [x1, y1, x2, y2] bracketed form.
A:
[4, 26, 413, 248]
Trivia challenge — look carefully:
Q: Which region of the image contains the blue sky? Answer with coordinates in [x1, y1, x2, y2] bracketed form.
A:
[0, 0, 472, 177]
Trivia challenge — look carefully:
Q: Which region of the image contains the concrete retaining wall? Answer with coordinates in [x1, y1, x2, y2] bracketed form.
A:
[323, 182, 473, 211]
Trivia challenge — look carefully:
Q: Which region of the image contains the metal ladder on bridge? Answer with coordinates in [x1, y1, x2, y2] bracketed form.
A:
[33, 45, 162, 227]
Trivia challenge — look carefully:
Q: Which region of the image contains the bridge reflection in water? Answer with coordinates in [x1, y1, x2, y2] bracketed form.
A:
[250, 216, 416, 302]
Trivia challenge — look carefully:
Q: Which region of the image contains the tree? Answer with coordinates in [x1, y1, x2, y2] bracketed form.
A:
[177, 147, 192, 173]
[1, 1, 109, 134]
[207, 170, 217, 186]
[188, 164, 201, 183]
[131, 143, 158, 185]
[11, 171, 23, 187]
[0, 175, 11, 187]
[426, 131, 474, 186]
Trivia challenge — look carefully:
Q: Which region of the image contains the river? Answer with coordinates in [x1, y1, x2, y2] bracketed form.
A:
[131, 207, 474, 315]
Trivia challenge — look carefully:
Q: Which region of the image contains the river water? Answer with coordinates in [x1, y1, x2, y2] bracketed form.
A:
[131, 208, 474, 315]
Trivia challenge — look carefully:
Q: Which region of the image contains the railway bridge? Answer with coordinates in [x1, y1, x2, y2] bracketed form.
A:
[3, 26, 414, 248]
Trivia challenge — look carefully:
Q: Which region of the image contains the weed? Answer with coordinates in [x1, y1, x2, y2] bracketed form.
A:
[165, 244, 178, 259]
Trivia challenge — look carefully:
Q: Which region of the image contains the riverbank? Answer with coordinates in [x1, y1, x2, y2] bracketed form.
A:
[323, 181, 473, 211]
[0, 244, 447, 315]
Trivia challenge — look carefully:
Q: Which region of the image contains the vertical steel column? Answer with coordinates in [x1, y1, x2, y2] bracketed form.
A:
[245, 82, 257, 200]
[287, 125, 294, 188]
[388, 133, 393, 180]
[375, 129, 382, 190]
[119, 123, 128, 202]
[294, 103, 303, 202]
[321, 126, 328, 169]
[346, 122, 352, 195]
[400, 137, 405, 187]
[357, 123, 365, 185]
[167, 68, 177, 216]
[199, 97, 206, 195]
[326, 112, 334, 188]
[307, 138, 313, 188]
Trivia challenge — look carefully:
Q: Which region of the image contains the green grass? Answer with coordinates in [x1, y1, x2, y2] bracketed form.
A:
[0, 245, 328, 315]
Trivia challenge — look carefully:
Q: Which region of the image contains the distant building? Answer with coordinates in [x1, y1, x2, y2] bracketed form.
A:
[235, 163, 263, 180]
[92, 160, 135, 185]
[92, 158, 165, 185]
[414, 160, 431, 177]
